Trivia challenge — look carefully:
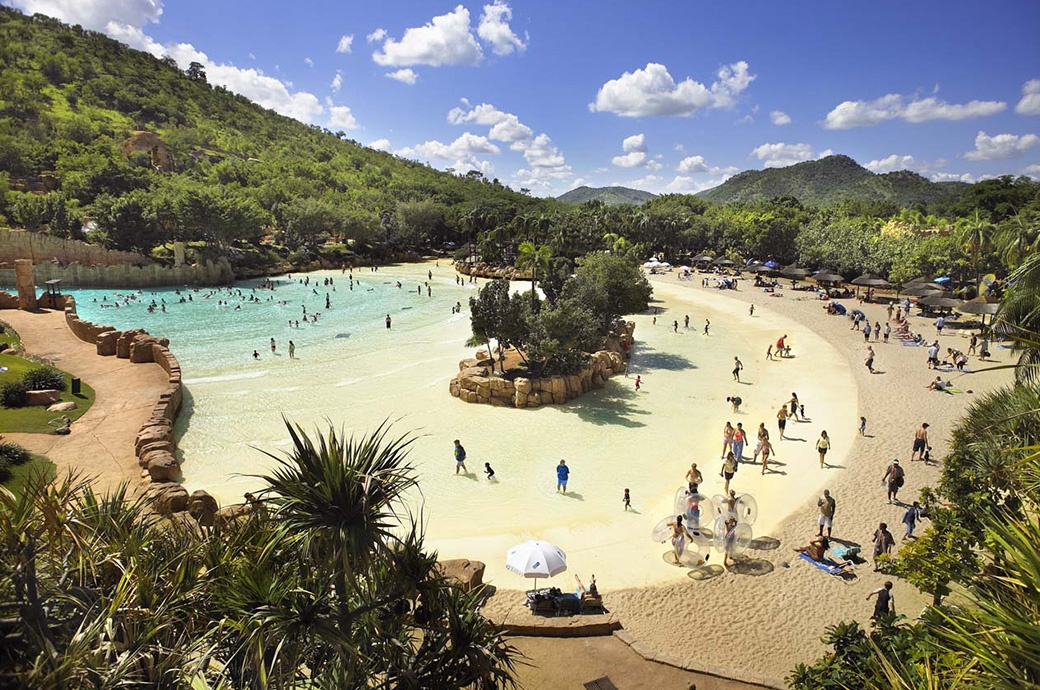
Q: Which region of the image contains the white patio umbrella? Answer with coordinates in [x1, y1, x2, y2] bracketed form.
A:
[505, 540, 567, 589]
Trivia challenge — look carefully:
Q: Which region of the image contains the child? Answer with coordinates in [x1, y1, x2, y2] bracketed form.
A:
[622, 488, 631, 511]
[859, 416, 867, 436]
[635, 375, 641, 390]
[799, 404, 806, 419]
[484, 462, 495, 480]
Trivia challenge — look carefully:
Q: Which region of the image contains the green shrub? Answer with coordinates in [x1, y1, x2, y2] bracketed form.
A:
[0, 380, 28, 408]
[0, 441, 30, 465]
[0, 458, 11, 484]
[21, 366, 67, 392]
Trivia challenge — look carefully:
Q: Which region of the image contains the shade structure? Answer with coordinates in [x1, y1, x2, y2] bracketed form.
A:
[780, 265, 811, 278]
[813, 271, 845, 283]
[506, 540, 567, 588]
[746, 263, 775, 274]
[903, 284, 948, 297]
[919, 294, 964, 309]
[713, 257, 736, 266]
[957, 295, 1000, 316]
[851, 273, 891, 288]
[691, 253, 714, 263]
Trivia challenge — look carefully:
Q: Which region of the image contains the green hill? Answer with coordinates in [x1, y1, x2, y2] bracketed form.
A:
[697, 155, 968, 207]
[0, 7, 545, 259]
[556, 186, 657, 206]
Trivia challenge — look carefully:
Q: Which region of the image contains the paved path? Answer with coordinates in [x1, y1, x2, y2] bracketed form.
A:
[1, 309, 168, 492]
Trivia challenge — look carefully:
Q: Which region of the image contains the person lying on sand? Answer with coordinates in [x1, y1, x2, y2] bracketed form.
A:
[794, 536, 854, 574]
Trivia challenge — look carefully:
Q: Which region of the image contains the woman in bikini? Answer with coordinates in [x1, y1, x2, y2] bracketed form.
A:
[721, 421, 735, 459]
[760, 437, 774, 474]
[669, 515, 687, 563]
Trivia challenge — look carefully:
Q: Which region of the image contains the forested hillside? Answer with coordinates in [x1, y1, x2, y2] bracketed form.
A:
[699, 155, 967, 207]
[556, 186, 657, 206]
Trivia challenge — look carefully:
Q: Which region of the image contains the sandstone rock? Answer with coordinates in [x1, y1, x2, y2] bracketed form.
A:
[136, 422, 172, 454]
[188, 490, 219, 526]
[214, 504, 251, 528]
[146, 451, 181, 482]
[514, 391, 528, 407]
[476, 384, 490, 399]
[436, 559, 486, 593]
[514, 377, 531, 394]
[96, 331, 118, 356]
[489, 394, 513, 407]
[46, 401, 77, 412]
[148, 483, 189, 515]
[117, 329, 146, 359]
[25, 389, 61, 406]
[475, 350, 488, 360]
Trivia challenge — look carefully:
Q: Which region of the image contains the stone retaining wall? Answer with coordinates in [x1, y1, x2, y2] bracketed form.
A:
[0, 257, 234, 289]
[454, 261, 531, 281]
[0, 230, 147, 267]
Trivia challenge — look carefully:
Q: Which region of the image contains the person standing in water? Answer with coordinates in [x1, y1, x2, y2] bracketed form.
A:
[453, 439, 467, 475]
[270, 338, 276, 353]
[288, 341, 296, 359]
[385, 314, 392, 329]
[556, 460, 570, 493]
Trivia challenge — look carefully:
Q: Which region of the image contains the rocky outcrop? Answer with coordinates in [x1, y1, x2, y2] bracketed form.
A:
[436, 559, 486, 593]
[188, 490, 219, 527]
[449, 333, 633, 409]
[122, 131, 172, 171]
[146, 483, 189, 515]
[454, 261, 532, 281]
[25, 389, 62, 406]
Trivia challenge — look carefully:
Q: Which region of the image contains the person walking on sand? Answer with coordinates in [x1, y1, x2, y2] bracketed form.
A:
[816, 431, 831, 468]
[902, 501, 920, 539]
[817, 489, 835, 537]
[720, 452, 737, 494]
[776, 405, 789, 440]
[635, 375, 641, 390]
[911, 423, 930, 462]
[871, 524, 895, 571]
[883, 321, 891, 343]
[874, 321, 881, 341]
[865, 345, 876, 373]
[749, 304, 755, 316]
[867, 581, 895, 617]
[882, 459, 905, 503]
[556, 459, 570, 493]
[936, 314, 945, 335]
[669, 515, 686, 562]
[623, 488, 631, 511]
[863, 321, 872, 342]
[733, 423, 747, 460]
[759, 437, 774, 474]
[686, 463, 703, 493]
[288, 340, 295, 359]
[765, 343, 773, 360]
[704, 319, 710, 335]
[453, 440, 467, 475]
[721, 421, 735, 458]
[752, 423, 769, 462]
[673, 320, 679, 333]
[684, 314, 690, 329]
[732, 356, 743, 382]
[859, 416, 867, 436]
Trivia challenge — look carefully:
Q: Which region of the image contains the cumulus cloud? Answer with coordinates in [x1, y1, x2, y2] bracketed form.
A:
[1015, 79, 1040, 116]
[589, 61, 755, 117]
[477, 0, 526, 56]
[398, 132, 500, 161]
[675, 155, 737, 175]
[368, 138, 393, 152]
[931, 172, 978, 183]
[610, 134, 648, 168]
[304, 57, 314, 67]
[1022, 163, 1040, 178]
[447, 101, 533, 142]
[751, 142, 814, 168]
[665, 174, 732, 194]
[8, 0, 163, 32]
[372, 6, 483, 67]
[330, 71, 343, 92]
[824, 93, 1006, 129]
[336, 35, 354, 54]
[770, 110, 792, 125]
[327, 105, 360, 130]
[964, 131, 1040, 160]
[385, 68, 418, 85]
[645, 160, 663, 171]
[864, 154, 921, 174]
[621, 133, 647, 153]
[366, 28, 387, 43]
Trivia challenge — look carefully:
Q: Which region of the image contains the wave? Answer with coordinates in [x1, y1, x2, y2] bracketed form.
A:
[184, 370, 269, 385]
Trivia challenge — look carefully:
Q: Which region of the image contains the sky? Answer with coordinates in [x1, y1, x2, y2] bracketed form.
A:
[5, 0, 1040, 197]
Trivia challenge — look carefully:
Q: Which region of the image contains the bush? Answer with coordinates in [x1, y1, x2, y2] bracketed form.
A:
[0, 440, 30, 466]
[0, 458, 11, 484]
[21, 366, 67, 392]
[0, 381, 28, 408]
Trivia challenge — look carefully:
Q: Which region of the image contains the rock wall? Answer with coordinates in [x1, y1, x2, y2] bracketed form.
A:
[454, 261, 532, 281]
[0, 230, 147, 267]
[0, 257, 234, 289]
[0, 291, 18, 309]
[450, 349, 628, 408]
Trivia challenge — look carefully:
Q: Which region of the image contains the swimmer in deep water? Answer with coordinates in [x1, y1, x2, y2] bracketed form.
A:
[252, 350, 260, 359]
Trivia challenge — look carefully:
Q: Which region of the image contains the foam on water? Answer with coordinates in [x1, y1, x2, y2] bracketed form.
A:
[54, 264, 857, 588]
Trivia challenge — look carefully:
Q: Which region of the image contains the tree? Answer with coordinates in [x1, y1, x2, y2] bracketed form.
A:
[186, 61, 207, 83]
[526, 298, 601, 375]
[563, 253, 652, 331]
[955, 209, 994, 293]
[516, 240, 552, 313]
[468, 279, 528, 372]
[91, 190, 167, 253]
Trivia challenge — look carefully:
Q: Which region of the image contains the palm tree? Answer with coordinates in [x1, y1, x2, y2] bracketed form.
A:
[955, 209, 994, 293]
[995, 210, 1040, 270]
[516, 240, 552, 312]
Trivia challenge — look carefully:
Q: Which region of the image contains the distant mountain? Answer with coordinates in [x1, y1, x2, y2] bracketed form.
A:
[697, 155, 968, 207]
[557, 186, 658, 206]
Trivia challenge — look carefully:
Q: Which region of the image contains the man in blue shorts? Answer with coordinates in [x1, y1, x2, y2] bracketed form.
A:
[556, 459, 570, 493]
[454, 439, 467, 475]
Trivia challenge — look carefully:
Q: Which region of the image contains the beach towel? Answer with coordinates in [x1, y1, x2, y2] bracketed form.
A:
[798, 552, 857, 582]
[942, 387, 963, 395]
[901, 341, 923, 347]
[830, 544, 861, 561]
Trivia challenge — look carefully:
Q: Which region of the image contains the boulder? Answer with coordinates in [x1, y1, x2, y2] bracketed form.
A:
[514, 391, 528, 407]
[489, 395, 513, 407]
[146, 451, 181, 482]
[514, 377, 532, 394]
[96, 331, 118, 356]
[25, 389, 61, 406]
[46, 401, 77, 412]
[135, 421, 173, 454]
[436, 559, 485, 593]
[188, 490, 219, 526]
[214, 503, 251, 528]
[148, 483, 189, 515]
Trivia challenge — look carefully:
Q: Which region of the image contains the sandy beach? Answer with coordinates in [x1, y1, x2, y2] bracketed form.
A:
[500, 272, 1009, 687]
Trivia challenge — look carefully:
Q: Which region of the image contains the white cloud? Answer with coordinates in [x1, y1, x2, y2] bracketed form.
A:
[931, 172, 978, 183]
[620, 175, 664, 190]
[816, 149, 834, 159]
[304, 57, 314, 67]
[1022, 163, 1040, 178]
[751, 142, 814, 168]
[248, 52, 255, 60]
[336, 35, 354, 54]
[770, 110, 792, 125]
[330, 71, 343, 92]
[593, 167, 609, 173]
[327, 105, 359, 130]
[675, 155, 737, 175]
[477, 0, 526, 56]
[612, 152, 647, 168]
[645, 160, 663, 171]
[674, 143, 685, 152]
[964, 131, 1040, 160]
[447, 102, 532, 142]
[665, 174, 731, 194]
[385, 68, 418, 85]
[366, 28, 387, 43]
[589, 61, 755, 117]
[865, 154, 920, 173]
[372, 6, 483, 67]
[621, 133, 647, 153]
[824, 93, 1006, 129]
[9, 0, 162, 32]
[368, 138, 393, 152]
[1015, 79, 1040, 116]
[398, 132, 500, 161]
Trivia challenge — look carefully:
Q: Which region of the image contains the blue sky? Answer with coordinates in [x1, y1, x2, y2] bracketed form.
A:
[6, 0, 1040, 196]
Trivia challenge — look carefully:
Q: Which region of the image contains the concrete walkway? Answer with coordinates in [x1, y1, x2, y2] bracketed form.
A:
[1, 309, 168, 492]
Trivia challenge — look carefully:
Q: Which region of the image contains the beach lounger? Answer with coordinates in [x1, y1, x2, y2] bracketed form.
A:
[798, 552, 857, 583]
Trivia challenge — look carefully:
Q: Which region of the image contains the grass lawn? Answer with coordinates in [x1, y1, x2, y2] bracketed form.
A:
[2, 454, 56, 496]
[0, 322, 96, 433]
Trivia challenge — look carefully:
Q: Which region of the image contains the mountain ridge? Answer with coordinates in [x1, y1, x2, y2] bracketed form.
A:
[556, 185, 658, 206]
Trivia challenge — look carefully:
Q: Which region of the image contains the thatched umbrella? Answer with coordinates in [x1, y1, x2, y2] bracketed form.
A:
[957, 295, 1001, 315]
[713, 257, 736, 267]
[903, 284, 948, 297]
[919, 294, 965, 309]
[691, 253, 714, 263]
[813, 271, 845, 283]
[851, 273, 892, 288]
[746, 263, 775, 274]
[780, 265, 810, 278]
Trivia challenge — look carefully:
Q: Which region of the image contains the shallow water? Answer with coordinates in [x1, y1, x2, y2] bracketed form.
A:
[34, 264, 857, 588]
